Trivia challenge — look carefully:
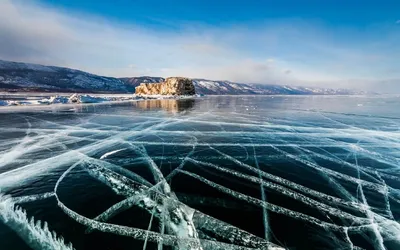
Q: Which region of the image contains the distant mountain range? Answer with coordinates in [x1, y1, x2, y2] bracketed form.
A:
[0, 60, 367, 95]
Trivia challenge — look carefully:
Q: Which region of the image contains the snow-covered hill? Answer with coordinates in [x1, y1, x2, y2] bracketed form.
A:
[0, 60, 131, 93]
[0, 60, 365, 95]
[119, 76, 164, 87]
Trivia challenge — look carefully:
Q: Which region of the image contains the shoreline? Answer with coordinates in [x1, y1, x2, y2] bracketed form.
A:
[0, 93, 199, 112]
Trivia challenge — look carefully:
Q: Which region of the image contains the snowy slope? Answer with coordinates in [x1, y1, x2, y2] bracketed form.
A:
[119, 76, 164, 88]
[191, 80, 365, 95]
[0, 60, 131, 93]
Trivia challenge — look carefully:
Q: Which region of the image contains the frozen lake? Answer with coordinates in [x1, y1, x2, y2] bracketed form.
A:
[0, 95, 399, 250]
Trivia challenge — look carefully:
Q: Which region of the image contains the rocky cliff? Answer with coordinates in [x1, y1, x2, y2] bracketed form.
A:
[135, 77, 195, 95]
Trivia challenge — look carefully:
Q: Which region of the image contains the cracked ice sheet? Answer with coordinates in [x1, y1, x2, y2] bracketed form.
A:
[0, 96, 399, 250]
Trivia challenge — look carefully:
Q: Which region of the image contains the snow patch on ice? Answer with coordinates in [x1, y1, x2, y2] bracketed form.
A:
[100, 149, 127, 159]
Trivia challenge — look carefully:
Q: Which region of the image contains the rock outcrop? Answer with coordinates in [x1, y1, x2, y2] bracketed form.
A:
[135, 77, 195, 95]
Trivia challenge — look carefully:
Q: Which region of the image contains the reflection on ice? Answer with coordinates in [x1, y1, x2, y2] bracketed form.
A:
[133, 98, 196, 113]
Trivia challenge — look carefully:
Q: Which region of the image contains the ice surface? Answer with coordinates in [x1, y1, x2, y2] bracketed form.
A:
[0, 96, 399, 249]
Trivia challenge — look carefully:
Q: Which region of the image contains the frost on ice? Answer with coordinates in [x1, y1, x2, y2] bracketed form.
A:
[0, 194, 74, 250]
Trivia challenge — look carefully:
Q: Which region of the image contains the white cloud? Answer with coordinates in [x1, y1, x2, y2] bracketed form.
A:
[0, 0, 399, 92]
[160, 59, 290, 83]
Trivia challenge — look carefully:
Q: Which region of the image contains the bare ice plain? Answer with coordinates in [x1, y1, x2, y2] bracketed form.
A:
[0, 95, 399, 250]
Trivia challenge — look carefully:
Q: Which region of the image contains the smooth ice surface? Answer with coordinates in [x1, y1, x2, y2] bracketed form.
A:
[0, 95, 399, 250]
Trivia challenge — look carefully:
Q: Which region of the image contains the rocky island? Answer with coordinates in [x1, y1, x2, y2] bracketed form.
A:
[135, 77, 196, 95]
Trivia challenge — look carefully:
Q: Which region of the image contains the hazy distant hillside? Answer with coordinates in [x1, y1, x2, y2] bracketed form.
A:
[0, 60, 131, 93]
[0, 60, 365, 95]
[119, 76, 164, 88]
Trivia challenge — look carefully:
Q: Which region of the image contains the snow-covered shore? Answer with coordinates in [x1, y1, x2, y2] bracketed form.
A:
[0, 93, 200, 107]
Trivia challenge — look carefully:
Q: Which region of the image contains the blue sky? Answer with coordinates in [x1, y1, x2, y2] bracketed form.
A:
[0, 0, 399, 92]
[36, 0, 400, 28]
